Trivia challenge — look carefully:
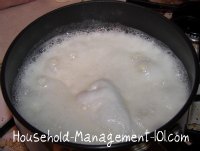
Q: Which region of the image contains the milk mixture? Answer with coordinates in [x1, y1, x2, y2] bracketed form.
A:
[14, 27, 189, 144]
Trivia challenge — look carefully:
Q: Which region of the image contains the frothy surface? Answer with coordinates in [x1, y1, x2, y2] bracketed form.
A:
[14, 28, 189, 144]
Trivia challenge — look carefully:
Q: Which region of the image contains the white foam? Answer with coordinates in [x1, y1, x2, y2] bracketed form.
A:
[14, 29, 189, 144]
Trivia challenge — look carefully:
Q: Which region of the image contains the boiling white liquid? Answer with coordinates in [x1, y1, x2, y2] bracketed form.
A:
[15, 30, 189, 144]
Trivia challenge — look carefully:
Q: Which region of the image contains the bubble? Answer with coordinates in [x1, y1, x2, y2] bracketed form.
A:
[69, 53, 77, 60]
[37, 76, 47, 88]
[45, 57, 59, 73]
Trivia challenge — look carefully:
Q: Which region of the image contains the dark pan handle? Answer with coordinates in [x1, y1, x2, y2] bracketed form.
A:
[126, 0, 200, 11]
[0, 118, 15, 138]
[127, 0, 178, 10]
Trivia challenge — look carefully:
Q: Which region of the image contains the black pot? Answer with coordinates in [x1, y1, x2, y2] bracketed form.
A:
[1, 1, 199, 150]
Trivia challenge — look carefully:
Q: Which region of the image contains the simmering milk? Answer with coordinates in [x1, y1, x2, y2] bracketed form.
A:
[13, 26, 189, 144]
